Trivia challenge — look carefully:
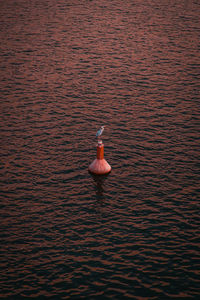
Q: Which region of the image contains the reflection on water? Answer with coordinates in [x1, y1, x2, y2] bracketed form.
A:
[91, 173, 109, 202]
[0, 0, 199, 298]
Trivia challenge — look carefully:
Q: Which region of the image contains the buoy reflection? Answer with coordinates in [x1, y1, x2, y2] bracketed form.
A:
[90, 173, 109, 201]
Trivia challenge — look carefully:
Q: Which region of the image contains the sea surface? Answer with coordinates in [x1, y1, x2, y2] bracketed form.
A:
[0, 0, 200, 299]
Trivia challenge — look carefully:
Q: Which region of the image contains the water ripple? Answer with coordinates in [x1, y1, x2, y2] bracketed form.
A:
[0, 0, 200, 298]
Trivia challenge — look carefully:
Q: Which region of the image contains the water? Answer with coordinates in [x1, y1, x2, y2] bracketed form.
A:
[0, 0, 199, 298]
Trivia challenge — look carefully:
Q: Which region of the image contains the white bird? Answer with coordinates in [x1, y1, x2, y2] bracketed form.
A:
[96, 126, 105, 139]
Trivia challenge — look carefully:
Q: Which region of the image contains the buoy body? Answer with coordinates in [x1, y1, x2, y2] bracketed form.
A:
[89, 142, 111, 175]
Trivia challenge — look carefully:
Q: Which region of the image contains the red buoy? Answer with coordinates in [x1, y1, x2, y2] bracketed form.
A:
[89, 141, 111, 175]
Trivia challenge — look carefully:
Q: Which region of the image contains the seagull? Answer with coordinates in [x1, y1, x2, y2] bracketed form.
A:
[96, 126, 105, 139]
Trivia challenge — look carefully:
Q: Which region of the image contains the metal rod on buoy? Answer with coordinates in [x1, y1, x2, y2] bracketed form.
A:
[88, 126, 111, 175]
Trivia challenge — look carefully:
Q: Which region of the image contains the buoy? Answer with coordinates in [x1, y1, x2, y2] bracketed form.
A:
[89, 140, 111, 175]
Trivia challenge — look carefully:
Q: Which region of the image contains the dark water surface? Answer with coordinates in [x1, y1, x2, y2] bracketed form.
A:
[0, 0, 200, 299]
